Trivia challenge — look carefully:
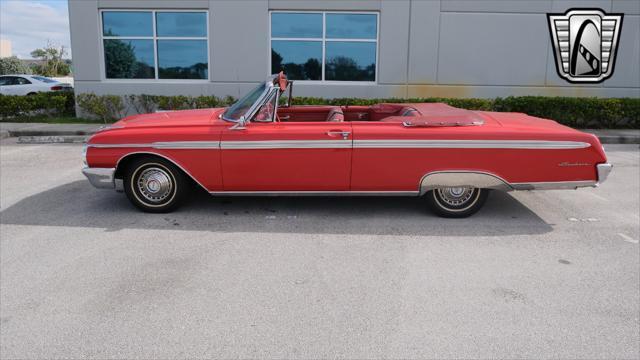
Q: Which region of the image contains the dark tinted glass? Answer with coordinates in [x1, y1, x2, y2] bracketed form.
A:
[326, 14, 377, 39]
[0, 77, 10, 86]
[157, 40, 208, 79]
[271, 13, 322, 38]
[156, 12, 207, 37]
[325, 41, 376, 81]
[104, 39, 155, 79]
[271, 40, 322, 80]
[32, 76, 56, 83]
[102, 12, 153, 37]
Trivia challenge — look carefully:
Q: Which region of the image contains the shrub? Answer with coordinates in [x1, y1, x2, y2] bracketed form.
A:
[2, 91, 638, 129]
[0, 92, 74, 119]
[0, 56, 32, 75]
[76, 93, 126, 123]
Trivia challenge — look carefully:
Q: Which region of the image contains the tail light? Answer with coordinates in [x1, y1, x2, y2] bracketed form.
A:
[51, 85, 64, 91]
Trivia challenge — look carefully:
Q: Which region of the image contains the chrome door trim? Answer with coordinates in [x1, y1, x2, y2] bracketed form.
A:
[152, 141, 220, 149]
[353, 139, 591, 149]
[221, 140, 352, 149]
[209, 190, 419, 196]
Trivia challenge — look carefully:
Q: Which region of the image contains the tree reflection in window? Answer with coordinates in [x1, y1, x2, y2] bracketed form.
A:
[104, 38, 155, 79]
[271, 49, 321, 81]
[270, 12, 377, 82]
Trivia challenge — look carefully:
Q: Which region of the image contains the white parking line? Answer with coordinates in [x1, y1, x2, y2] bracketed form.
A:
[618, 233, 639, 244]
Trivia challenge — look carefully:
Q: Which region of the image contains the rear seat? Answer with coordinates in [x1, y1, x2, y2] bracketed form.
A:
[326, 107, 345, 122]
[379, 106, 421, 122]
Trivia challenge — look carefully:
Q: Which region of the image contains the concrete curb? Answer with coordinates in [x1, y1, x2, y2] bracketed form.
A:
[592, 134, 640, 144]
[17, 135, 88, 144]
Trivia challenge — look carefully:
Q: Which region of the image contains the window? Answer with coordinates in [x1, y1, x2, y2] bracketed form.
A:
[31, 76, 57, 83]
[101, 10, 208, 80]
[270, 12, 378, 82]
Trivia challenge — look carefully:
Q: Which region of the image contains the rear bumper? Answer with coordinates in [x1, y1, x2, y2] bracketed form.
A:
[82, 167, 115, 189]
[597, 163, 613, 184]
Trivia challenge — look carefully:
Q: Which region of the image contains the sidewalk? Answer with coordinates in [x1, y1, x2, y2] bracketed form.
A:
[1, 122, 638, 144]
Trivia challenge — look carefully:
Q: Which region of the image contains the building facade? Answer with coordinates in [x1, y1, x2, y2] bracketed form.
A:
[69, 0, 640, 100]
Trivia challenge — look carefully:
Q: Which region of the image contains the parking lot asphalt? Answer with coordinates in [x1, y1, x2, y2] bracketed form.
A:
[1, 139, 638, 359]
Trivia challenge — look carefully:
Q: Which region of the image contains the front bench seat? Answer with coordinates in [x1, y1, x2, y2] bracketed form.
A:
[326, 107, 345, 122]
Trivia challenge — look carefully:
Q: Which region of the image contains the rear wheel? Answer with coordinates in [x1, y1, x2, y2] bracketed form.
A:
[425, 187, 488, 218]
[124, 157, 188, 213]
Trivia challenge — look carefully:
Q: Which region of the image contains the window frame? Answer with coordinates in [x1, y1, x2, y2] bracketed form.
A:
[269, 10, 379, 84]
[99, 9, 210, 82]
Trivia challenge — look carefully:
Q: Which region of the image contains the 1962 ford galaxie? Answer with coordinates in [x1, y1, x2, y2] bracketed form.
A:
[83, 73, 612, 217]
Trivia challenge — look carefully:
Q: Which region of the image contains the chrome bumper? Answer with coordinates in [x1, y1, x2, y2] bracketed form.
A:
[82, 167, 116, 189]
[597, 163, 612, 184]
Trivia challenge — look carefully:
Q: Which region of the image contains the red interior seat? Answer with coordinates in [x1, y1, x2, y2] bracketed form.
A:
[326, 107, 345, 122]
[379, 106, 422, 122]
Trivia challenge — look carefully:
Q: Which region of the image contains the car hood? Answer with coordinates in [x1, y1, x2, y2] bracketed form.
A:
[114, 108, 225, 128]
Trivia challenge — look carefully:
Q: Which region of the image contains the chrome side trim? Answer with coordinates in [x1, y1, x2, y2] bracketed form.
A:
[510, 181, 597, 190]
[114, 151, 211, 193]
[89, 143, 152, 148]
[153, 141, 220, 149]
[82, 167, 116, 189]
[88, 139, 590, 150]
[89, 141, 220, 149]
[419, 170, 599, 192]
[209, 191, 419, 196]
[354, 140, 591, 149]
[221, 140, 352, 150]
[419, 171, 512, 194]
[596, 163, 612, 184]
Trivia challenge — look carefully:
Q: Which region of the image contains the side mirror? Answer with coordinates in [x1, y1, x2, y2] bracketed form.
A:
[230, 116, 247, 130]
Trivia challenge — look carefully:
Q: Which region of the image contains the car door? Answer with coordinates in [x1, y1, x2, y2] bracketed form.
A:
[1, 77, 33, 95]
[351, 121, 437, 193]
[220, 121, 353, 192]
[0, 76, 19, 95]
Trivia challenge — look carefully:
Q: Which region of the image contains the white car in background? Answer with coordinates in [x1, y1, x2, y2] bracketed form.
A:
[0, 75, 73, 96]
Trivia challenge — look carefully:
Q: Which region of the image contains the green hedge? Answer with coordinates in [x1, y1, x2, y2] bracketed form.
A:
[1, 92, 638, 129]
[0, 92, 75, 119]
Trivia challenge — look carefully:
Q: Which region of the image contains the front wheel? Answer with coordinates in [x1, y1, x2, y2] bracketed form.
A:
[124, 157, 188, 213]
[425, 187, 489, 218]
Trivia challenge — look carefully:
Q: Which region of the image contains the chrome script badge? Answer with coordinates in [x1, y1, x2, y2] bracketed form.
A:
[547, 8, 623, 83]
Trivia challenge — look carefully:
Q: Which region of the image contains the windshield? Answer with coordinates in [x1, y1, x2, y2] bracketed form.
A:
[222, 83, 267, 121]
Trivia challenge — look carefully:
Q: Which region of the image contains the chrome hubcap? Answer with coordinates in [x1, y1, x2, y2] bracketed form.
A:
[436, 187, 475, 207]
[137, 167, 173, 203]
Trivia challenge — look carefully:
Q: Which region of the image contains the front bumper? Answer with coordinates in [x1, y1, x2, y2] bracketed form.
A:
[82, 167, 116, 189]
[597, 163, 613, 184]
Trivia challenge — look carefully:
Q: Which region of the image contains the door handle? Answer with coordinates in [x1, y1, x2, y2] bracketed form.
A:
[280, 115, 290, 120]
[326, 130, 351, 140]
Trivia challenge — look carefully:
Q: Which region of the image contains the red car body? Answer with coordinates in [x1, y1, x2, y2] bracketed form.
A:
[83, 75, 611, 215]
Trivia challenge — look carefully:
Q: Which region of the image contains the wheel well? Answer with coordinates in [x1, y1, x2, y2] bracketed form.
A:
[114, 153, 208, 192]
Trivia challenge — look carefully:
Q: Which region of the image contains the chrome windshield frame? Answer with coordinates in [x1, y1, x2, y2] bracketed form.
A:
[221, 75, 279, 123]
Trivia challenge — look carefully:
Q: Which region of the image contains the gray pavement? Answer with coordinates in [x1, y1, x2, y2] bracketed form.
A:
[0, 139, 639, 358]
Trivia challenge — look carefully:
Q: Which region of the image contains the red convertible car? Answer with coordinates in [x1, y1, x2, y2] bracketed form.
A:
[83, 73, 611, 217]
